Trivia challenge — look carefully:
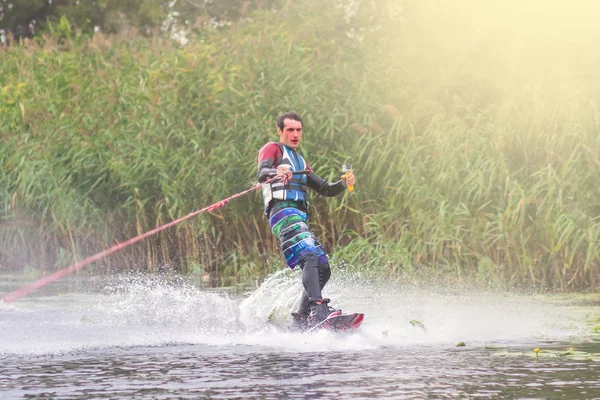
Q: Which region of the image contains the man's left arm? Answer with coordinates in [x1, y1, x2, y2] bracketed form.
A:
[306, 171, 347, 197]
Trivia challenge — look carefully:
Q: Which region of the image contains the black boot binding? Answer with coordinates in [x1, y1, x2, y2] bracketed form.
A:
[307, 298, 341, 329]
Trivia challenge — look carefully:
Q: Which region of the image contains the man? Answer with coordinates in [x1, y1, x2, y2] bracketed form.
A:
[257, 111, 355, 329]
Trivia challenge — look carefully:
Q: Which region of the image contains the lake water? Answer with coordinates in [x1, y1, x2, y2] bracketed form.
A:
[1, 271, 599, 399]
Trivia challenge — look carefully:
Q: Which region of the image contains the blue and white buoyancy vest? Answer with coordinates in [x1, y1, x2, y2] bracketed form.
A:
[262, 144, 308, 212]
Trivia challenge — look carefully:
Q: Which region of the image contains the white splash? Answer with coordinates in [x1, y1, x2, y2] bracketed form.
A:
[0, 271, 593, 356]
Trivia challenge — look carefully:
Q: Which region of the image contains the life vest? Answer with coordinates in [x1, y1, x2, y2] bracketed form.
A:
[262, 144, 308, 213]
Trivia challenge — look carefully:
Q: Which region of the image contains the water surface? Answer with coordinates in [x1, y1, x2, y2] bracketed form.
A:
[1, 272, 599, 399]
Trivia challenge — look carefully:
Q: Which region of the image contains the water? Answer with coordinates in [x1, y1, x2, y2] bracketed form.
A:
[1, 271, 599, 399]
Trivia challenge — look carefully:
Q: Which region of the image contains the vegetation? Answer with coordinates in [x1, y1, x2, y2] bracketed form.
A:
[1, 0, 599, 290]
[0, 0, 275, 41]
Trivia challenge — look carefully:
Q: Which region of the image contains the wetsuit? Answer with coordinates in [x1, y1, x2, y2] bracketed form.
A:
[257, 142, 346, 317]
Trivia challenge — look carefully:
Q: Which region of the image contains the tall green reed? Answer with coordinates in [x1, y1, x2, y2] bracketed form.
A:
[1, 1, 599, 289]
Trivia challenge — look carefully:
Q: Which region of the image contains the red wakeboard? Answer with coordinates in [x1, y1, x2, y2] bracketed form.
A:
[306, 312, 364, 333]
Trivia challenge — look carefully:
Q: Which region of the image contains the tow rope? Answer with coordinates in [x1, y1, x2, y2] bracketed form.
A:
[1, 172, 301, 303]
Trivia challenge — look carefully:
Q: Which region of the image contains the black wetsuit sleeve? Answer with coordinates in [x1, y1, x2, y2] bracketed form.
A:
[257, 143, 281, 183]
[306, 171, 346, 197]
[257, 159, 277, 183]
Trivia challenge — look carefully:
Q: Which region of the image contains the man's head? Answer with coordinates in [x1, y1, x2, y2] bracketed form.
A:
[277, 112, 303, 149]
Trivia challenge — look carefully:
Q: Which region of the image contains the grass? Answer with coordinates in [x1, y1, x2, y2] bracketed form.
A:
[1, 1, 599, 290]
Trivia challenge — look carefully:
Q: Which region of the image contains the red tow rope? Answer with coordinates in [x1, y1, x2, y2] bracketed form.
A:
[1, 176, 281, 303]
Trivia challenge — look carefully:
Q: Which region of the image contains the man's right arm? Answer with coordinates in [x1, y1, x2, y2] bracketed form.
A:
[257, 143, 281, 183]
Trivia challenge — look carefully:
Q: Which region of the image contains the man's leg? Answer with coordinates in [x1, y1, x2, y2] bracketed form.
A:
[297, 260, 330, 316]
[299, 254, 337, 326]
[269, 207, 334, 326]
[301, 253, 321, 301]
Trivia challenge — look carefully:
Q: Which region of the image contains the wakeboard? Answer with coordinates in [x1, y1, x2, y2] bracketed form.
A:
[305, 312, 364, 333]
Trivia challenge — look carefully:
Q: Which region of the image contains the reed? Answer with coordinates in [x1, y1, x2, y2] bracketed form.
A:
[1, 1, 599, 289]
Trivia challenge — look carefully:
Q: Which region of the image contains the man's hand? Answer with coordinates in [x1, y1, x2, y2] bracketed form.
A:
[341, 170, 355, 189]
[276, 165, 292, 185]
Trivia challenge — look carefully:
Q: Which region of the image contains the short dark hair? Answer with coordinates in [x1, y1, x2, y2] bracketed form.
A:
[277, 112, 303, 130]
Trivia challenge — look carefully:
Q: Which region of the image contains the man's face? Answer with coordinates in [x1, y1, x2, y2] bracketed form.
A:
[278, 118, 302, 149]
